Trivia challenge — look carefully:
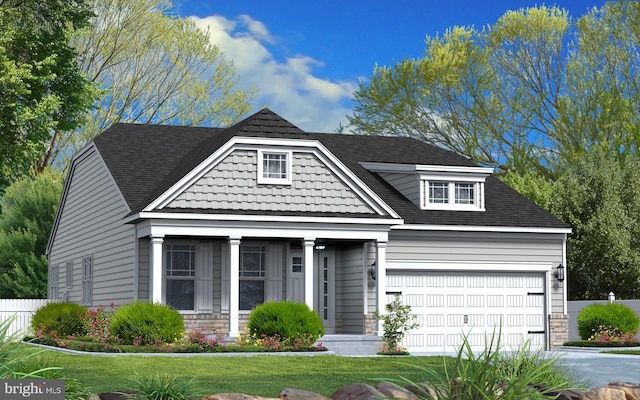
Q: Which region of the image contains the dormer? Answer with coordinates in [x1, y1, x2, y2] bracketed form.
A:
[360, 162, 494, 211]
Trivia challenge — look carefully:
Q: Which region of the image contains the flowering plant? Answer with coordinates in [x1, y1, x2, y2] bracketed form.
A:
[589, 325, 638, 344]
[81, 303, 119, 344]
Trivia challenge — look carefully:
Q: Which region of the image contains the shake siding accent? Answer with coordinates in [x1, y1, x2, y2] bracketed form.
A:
[168, 150, 375, 214]
[378, 172, 420, 206]
[387, 230, 565, 314]
[48, 148, 135, 306]
[340, 244, 365, 334]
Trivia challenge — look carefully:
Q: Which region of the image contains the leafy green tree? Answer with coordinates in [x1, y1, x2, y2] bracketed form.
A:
[0, 169, 63, 298]
[0, 0, 97, 190]
[550, 148, 640, 300]
[348, 3, 640, 182]
[46, 0, 256, 167]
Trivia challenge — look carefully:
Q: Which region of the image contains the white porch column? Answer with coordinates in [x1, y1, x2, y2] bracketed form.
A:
[303, 238, 315, 309]
[150, 235, 165, 304]
[376, 241, 387, 335]
[228, 236, 241, 337]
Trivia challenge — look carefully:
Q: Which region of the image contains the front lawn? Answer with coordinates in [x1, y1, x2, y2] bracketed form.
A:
[31, 346, 452, 397]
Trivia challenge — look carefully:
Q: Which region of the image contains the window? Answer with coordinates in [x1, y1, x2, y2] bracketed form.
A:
[239, 245, 266, 310]
[455, 183, 475, 205]
[257, 150, 292, 185]
[82, 257, 92, 306]
[165, 244, 195, 310]
[66, 261, 73, 288]
[423, 181, 483, 210]
[429, 181, 449, 204]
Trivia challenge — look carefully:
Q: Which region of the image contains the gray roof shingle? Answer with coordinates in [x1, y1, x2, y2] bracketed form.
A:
[92, 108, 568, 229]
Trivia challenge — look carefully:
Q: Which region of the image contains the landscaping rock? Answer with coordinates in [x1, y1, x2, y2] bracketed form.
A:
[541, 388, 586, 400]
[193, 380, 640, 400]
[330, 383, 385, 400]
[202, 394, 278, 400]
[606, 382, 640, 400]
[583, 387, 627, 400]
[279, 388, 331, 400]
[375, 382, 417, 399]
[403, 382, 439, 399]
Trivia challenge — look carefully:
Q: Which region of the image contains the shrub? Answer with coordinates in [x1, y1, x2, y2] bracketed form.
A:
[81, 303, 118, 343]
[125, 372, 201, 400]
[110, 302, 183, 345]
[247, 301, 324, 344]
[577, 303, 640, 340]
[31, 302, 87, 337]
[374, 294, 419, 353]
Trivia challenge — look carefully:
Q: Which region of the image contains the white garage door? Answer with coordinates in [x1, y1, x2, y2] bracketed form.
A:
[387, 271, 546, 353]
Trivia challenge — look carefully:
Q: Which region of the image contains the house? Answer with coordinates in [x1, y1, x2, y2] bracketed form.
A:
[46, 108, 571, 353]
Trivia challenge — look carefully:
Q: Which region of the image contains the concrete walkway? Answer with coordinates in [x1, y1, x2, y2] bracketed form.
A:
[553, 350, 640, 388]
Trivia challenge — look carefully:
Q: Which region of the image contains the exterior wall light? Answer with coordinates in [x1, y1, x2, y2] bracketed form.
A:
[554, 264, 565, 282]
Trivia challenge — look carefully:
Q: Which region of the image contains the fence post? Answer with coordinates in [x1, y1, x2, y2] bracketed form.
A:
[608, 292, 616, 303]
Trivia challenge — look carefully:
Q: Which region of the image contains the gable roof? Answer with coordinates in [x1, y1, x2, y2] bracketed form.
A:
[92, 108, 568, 229]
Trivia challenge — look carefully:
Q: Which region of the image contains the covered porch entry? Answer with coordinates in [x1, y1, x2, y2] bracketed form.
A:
[136, 217, 393, 340]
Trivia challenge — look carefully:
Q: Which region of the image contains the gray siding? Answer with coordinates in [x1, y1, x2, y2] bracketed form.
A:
[387, 230, 566, 314]
[48, 147, 135, 306]
[137, 238, 149, 301]
[169, 150, 375, 214]
[378, 172, 420, 206]
[339, 244, 365, 334]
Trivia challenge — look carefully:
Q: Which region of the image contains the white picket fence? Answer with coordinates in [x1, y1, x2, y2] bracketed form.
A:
[0, 299, 50, 337]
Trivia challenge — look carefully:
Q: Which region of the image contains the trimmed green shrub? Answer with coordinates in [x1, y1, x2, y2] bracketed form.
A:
[110, 302, 184, 345]
[577, 303, 640, 340]
[31, 302, 87, 337]
[247, 301, 324, 343]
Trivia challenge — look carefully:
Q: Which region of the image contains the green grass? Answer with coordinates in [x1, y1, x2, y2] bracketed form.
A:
[601, 349, 640, 355]
[28, 345, 452, 397]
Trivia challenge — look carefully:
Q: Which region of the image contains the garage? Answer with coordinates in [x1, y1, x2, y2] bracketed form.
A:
[386, 271, 547, 353]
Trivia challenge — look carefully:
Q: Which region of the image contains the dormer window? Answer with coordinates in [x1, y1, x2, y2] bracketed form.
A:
[425, 181, 481, 209]
[258, 149, 292, 185]
[358, 162, 493, 212]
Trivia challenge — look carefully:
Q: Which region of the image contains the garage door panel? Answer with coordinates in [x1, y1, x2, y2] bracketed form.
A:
[467, 294, 484, 307]
[387, 271, 546, 353]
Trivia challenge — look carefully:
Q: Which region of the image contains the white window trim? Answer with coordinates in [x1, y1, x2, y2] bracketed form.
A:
[257, 149, 292, 185]
[422, 179, 485, 211]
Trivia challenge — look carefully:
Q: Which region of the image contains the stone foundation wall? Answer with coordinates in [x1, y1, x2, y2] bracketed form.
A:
[181, 313, 249, 336]
[364, 313, 377, 335]
[549, 313, 568, 349]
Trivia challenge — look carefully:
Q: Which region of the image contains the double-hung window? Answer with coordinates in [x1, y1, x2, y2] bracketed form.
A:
[257, 150, 292, 185]
[165, 244, 196, 310]
[239, 245, 266, 310]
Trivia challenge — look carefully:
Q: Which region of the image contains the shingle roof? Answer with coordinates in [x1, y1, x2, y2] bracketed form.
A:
[92, 108, 568, 229]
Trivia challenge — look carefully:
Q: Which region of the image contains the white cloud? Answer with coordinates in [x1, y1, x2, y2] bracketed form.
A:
[190, 14, 357, 133]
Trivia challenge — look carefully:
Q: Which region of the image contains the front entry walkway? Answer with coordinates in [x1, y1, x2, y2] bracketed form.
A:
[318, 335, 383, 356]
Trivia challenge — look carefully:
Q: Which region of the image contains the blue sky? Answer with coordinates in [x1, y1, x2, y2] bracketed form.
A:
[171, 0, 606, 133]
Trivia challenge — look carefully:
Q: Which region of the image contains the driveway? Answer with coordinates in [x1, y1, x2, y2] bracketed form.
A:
[553, 350, 640, 388]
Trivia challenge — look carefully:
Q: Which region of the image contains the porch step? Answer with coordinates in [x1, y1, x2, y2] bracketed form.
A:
[317, 335, 383, 356]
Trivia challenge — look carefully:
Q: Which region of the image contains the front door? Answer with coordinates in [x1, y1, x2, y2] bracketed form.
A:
[315, 249, 335, 333]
